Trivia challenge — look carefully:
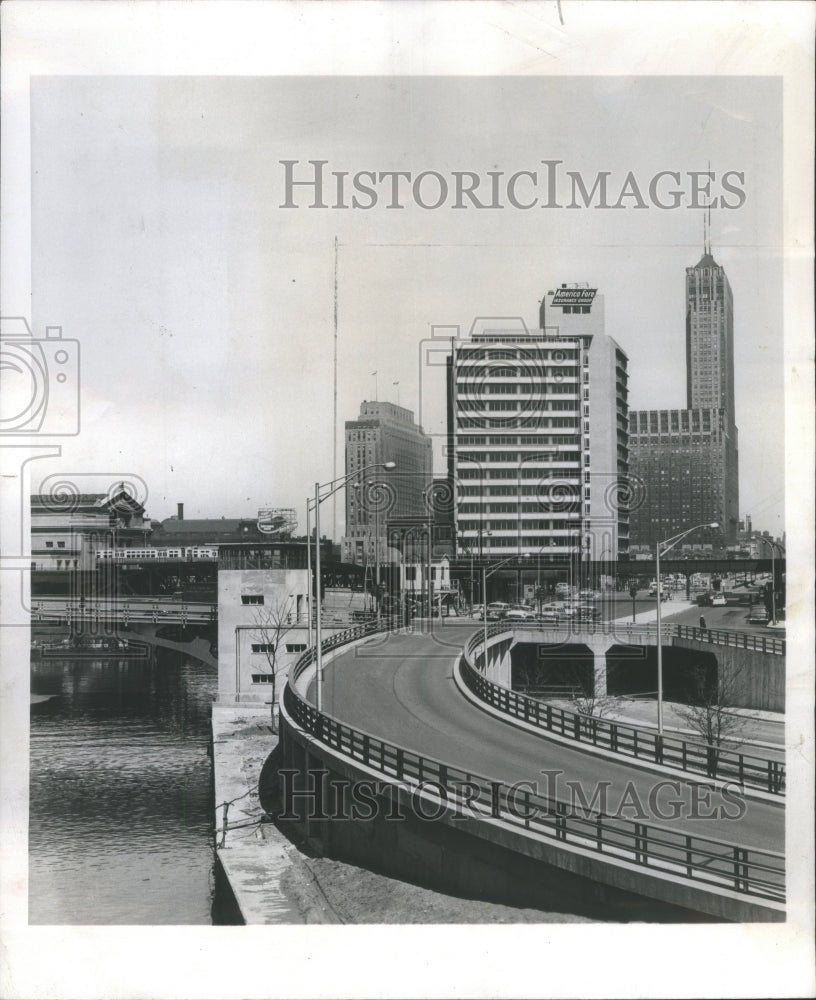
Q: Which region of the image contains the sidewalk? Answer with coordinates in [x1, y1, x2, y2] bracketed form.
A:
[611, 596, 694, 626]
[211, 702, 341, 923]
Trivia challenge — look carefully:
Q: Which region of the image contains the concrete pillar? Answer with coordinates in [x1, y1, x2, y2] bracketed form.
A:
[593, 649, 607, 698]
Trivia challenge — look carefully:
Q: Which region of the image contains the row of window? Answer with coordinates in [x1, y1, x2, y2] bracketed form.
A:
[458, 451, 580, 464]
[457, 416, 584, 430]
[457, 350, 580, 362]
[459, 467, 581, 481]
[458, 503, 579, 514]
[458, 484, 580, 497]
[460, 519, 581, 531]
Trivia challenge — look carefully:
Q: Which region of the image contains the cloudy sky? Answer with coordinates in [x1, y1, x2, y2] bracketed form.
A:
[29, 74, 783, 535]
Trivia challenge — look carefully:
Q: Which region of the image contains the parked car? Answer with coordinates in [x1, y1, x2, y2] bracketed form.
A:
[503, 609, 529, 622]
[711, 594, 727, 606]
[575, 605, 601, 621]
[486, 602, 509, 621]
[748, 604, 770, 623]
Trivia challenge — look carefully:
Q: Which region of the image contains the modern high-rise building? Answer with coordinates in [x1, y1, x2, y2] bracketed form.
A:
[629, 241, 740, 549]
[341, 401, 432, 566]
[448, 285, 630, 570]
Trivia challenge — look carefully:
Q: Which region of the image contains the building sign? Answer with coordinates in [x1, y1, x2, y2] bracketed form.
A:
[551, 288, 597, 306]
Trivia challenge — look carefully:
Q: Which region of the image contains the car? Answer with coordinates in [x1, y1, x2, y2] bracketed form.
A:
[470, 604, 484, 619]
[711, 594, 727, 606]
[575, 604, 602, 620]
[748, 605, 770, 623]
[503, 609, 529, 622]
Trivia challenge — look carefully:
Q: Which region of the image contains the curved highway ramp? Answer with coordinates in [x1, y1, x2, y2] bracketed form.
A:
[277, 621, 784, 922]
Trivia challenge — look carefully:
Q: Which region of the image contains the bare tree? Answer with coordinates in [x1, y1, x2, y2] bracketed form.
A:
[250, 596, 297, 732]
[570, 667, 615, 720]
[675, 661, 757, 775]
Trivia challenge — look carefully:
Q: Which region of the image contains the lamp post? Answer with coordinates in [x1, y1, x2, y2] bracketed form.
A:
[655, 521, 718, 735]
[760, 538, 785, 625]
[305, 497, 314, 649]
[313, 461, 396, 712]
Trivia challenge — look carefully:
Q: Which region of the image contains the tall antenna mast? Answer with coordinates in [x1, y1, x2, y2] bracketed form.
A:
[706, 160, 712, 254]
[333, 235, 339, 541]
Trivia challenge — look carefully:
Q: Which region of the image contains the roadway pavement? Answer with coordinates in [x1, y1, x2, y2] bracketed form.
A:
[312, 622, 783, 853]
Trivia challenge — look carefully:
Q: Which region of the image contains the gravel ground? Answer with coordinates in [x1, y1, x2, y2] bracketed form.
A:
[268, 826, 598, 924]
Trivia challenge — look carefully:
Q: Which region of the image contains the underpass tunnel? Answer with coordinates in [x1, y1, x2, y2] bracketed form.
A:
[606, 645, 719, 703]
[511, 641, 595, 697]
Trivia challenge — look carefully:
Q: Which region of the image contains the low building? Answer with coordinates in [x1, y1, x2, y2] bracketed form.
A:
[30, 487, 152, 573]
[217, 564, 311, 704]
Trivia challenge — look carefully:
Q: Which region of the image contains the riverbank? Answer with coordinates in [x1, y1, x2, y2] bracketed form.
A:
[210, 702, 598, 923]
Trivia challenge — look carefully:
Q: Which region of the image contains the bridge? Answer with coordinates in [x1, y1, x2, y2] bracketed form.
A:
[277, 619, 785, 922]
[32, 595, 217, 625]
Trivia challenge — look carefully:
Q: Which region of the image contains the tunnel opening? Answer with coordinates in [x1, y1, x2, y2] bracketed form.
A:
[606, 645, 718, 703]
[511, 642, 595, 698]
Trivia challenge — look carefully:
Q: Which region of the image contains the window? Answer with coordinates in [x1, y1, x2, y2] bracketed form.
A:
[405, 567, 417, 581]
[286, 643, 307, 653]
[57, 541, 66, 549]
[251, 674, 274, 684]
[251, 643, 274, 653]
[45, 541, 54, 548]
[241, 594, 264, 605]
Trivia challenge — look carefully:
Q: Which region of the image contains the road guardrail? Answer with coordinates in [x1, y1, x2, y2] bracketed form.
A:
[284, 622, 785, 909]
[464, 625, 785, 794]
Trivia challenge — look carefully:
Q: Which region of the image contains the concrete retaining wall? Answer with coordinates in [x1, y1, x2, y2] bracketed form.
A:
[278, 707, 784, 923]
[673, 638, 785, 712]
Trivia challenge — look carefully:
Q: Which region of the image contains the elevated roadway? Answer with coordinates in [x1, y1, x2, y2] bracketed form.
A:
[310, 622, 783, 854]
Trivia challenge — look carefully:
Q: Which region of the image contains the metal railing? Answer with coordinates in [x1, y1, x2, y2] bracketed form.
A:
[496, 616, 785, 655]
[283, 623, 785, 907]
[464, 628, 785, 794]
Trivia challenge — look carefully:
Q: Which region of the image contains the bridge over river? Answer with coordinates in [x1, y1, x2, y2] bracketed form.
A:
[278, 619, 785, 922]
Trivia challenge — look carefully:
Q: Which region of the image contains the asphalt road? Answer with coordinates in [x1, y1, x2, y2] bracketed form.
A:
[313, 622, 784, 854]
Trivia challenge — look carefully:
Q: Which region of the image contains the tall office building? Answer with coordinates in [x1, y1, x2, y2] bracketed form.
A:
[341, 401, 432, 565]
[448, 285, 630, 569]
[629, 241, 739, 548]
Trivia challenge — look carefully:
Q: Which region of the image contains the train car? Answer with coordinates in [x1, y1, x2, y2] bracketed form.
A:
[96, 545, 217, 562]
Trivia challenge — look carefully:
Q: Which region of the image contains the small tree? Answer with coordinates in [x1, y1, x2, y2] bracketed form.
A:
[250, 596, 297, 732]
[570, 669, 615, 719]
[675, 661, 755, 776]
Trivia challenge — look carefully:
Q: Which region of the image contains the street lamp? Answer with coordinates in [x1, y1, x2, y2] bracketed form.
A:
[760, 538, 785, 626]
[482, 554, 529, 669]
[314, 461, 396, 712]
[655, 521, 718, 735]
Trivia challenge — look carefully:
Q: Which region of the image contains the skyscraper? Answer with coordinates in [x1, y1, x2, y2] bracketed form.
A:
[341, 401, 432, 566]
[629, 239, 740, 549]
[686, 244, 736, 421]
[448, 285, 630, 571]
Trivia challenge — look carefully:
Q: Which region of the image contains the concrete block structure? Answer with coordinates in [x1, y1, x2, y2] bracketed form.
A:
[217, 567, 310, 703]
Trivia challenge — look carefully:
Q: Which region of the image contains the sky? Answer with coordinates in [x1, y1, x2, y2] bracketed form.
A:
[29, 74, 784, 536]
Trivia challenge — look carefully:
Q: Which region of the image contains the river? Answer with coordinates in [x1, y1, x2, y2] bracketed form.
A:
[29, 649, 218, 924]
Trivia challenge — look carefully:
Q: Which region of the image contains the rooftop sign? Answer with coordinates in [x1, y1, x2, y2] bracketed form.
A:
[551, 288, 597, 306]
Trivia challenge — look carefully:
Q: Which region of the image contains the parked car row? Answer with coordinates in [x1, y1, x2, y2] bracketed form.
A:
[471, 602, 601, 623]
